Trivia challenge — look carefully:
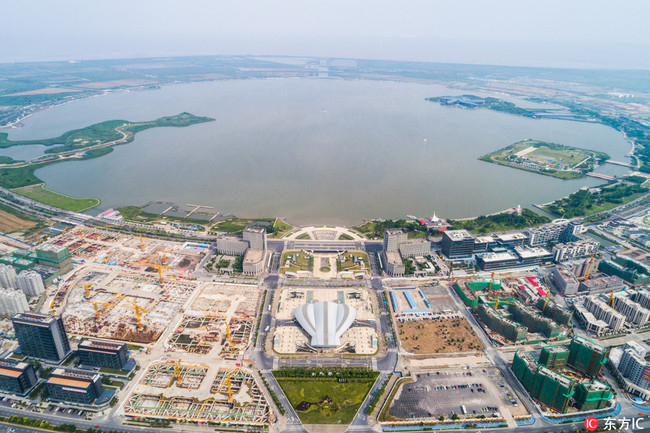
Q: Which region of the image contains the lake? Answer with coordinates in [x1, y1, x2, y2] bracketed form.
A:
[3, 79, 631, 226]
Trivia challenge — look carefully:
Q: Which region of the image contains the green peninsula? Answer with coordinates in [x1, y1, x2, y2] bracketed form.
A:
[480, 139, 609, 179]
[0, 112, 215, 192]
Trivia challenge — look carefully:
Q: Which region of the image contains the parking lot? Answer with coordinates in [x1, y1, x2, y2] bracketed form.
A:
[387, 367, 528, 421]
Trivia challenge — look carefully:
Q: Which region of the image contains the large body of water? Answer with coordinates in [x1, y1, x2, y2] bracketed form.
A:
[2, 79, 631, 226]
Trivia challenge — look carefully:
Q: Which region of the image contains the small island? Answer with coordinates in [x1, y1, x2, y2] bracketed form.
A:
[479, 139, 609, 179]
[427, 94, 537, 117]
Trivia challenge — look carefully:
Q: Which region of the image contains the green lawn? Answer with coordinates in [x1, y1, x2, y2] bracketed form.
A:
[338, 251, 370, 273]
[268, 218, 294, 238]
[275, 377, 376, 424]
[280, 251, 313, 274]
[13, 183, 100, 212]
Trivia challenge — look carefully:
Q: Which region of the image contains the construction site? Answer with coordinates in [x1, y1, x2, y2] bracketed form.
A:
[39, 226, 217, 344]
[58, 268, 197, 344]
[511, 336, 613, 414]
[168, 283, 260, 357]
[123, 361, 272, 426]
[453, 276, 573, 346]
[271, 286, 379, 354]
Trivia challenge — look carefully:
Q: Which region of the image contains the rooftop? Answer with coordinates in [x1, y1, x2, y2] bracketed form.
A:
[444, 230, 474, 241]
[385, 251, 403, 265]
[478, 251, 517, 262]
[244, 249, 264, 264]
[79, 339, 125, 351]
[515, 246, 552, 259]
[496, 232, 527, 242]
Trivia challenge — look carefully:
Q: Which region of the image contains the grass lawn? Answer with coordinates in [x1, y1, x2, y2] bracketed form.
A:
[13, 183, 100, 212]
[280, 251, 313, 274]
[269, 218, 294, 238]
[275, 377, 376, 424]
[338, 251, 370, 273]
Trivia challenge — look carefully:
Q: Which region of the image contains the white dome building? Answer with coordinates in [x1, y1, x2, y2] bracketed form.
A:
[294, 302, 356, 348]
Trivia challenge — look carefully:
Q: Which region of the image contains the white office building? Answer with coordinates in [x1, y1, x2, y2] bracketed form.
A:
[0, 288, 29, 318]
[16, 271, 45, 296]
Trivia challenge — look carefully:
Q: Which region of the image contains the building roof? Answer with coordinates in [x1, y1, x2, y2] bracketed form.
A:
[496, 233, 527, 242]
[444, 230, 474, 241]
[243, 249, 264, 264]
[79, 339, 125, 352]
[294, 302, 356, 348]
[384, 251, 403, 265]
[478, 251, 517, 262]
[515, 246, 552, 259]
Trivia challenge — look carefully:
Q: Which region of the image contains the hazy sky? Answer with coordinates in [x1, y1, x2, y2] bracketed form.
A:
[3, 0, 650, 69]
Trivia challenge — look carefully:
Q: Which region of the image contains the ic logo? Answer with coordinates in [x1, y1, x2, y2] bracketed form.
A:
[585, 416, 598, 431]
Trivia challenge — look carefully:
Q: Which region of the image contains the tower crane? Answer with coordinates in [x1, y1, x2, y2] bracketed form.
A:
[215, 368, 240, 401]
[93, 297, 146, 329]
[131, 260, 170, 285]
[577, 241, 596, 280]
[173, 361, 183, 387]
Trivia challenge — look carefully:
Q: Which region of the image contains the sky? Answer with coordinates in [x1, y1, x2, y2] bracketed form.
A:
[2, 0, 650, 69]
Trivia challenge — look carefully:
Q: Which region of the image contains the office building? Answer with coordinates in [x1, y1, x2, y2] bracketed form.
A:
[383, 229, 407, 253]
[15, 270, 45, 296]
[514, 246, 553, 267]
[243, 226, 267, 251]
[494, 232, 527, 247]
[0, 264, 17, 289]
[441, 230, 475, 258]
[12, 312, 71, 362]
[242, 249, 266, 276]
[0, 360, 38, 395]
[0, 288, 29, 318]
[382, 251, 405, 277]
[399, 240, 430, 258]
[46, 369, 103, 405]
[78, 339, 128, 370]
[381, 229, 430, 276]
[216, 237, 248, 256]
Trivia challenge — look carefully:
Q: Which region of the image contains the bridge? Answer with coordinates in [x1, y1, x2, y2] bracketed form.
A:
[586, 172, 615, 181]
[605, 160, 635, 168]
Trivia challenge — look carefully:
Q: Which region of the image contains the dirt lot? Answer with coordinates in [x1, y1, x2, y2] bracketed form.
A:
[0, 209, 36, 233]
[397, 318, 483, 354]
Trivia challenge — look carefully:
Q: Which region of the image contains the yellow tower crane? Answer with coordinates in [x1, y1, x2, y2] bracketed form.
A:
[93, 298, 146, 329]
[216, 368, 240, 401]
[139, 234, 145, 250]
[225, 323, 236, 356]
[173, 361, 183, 387]
[577, 241, 596, 280]
[79, 229, 85, 245]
